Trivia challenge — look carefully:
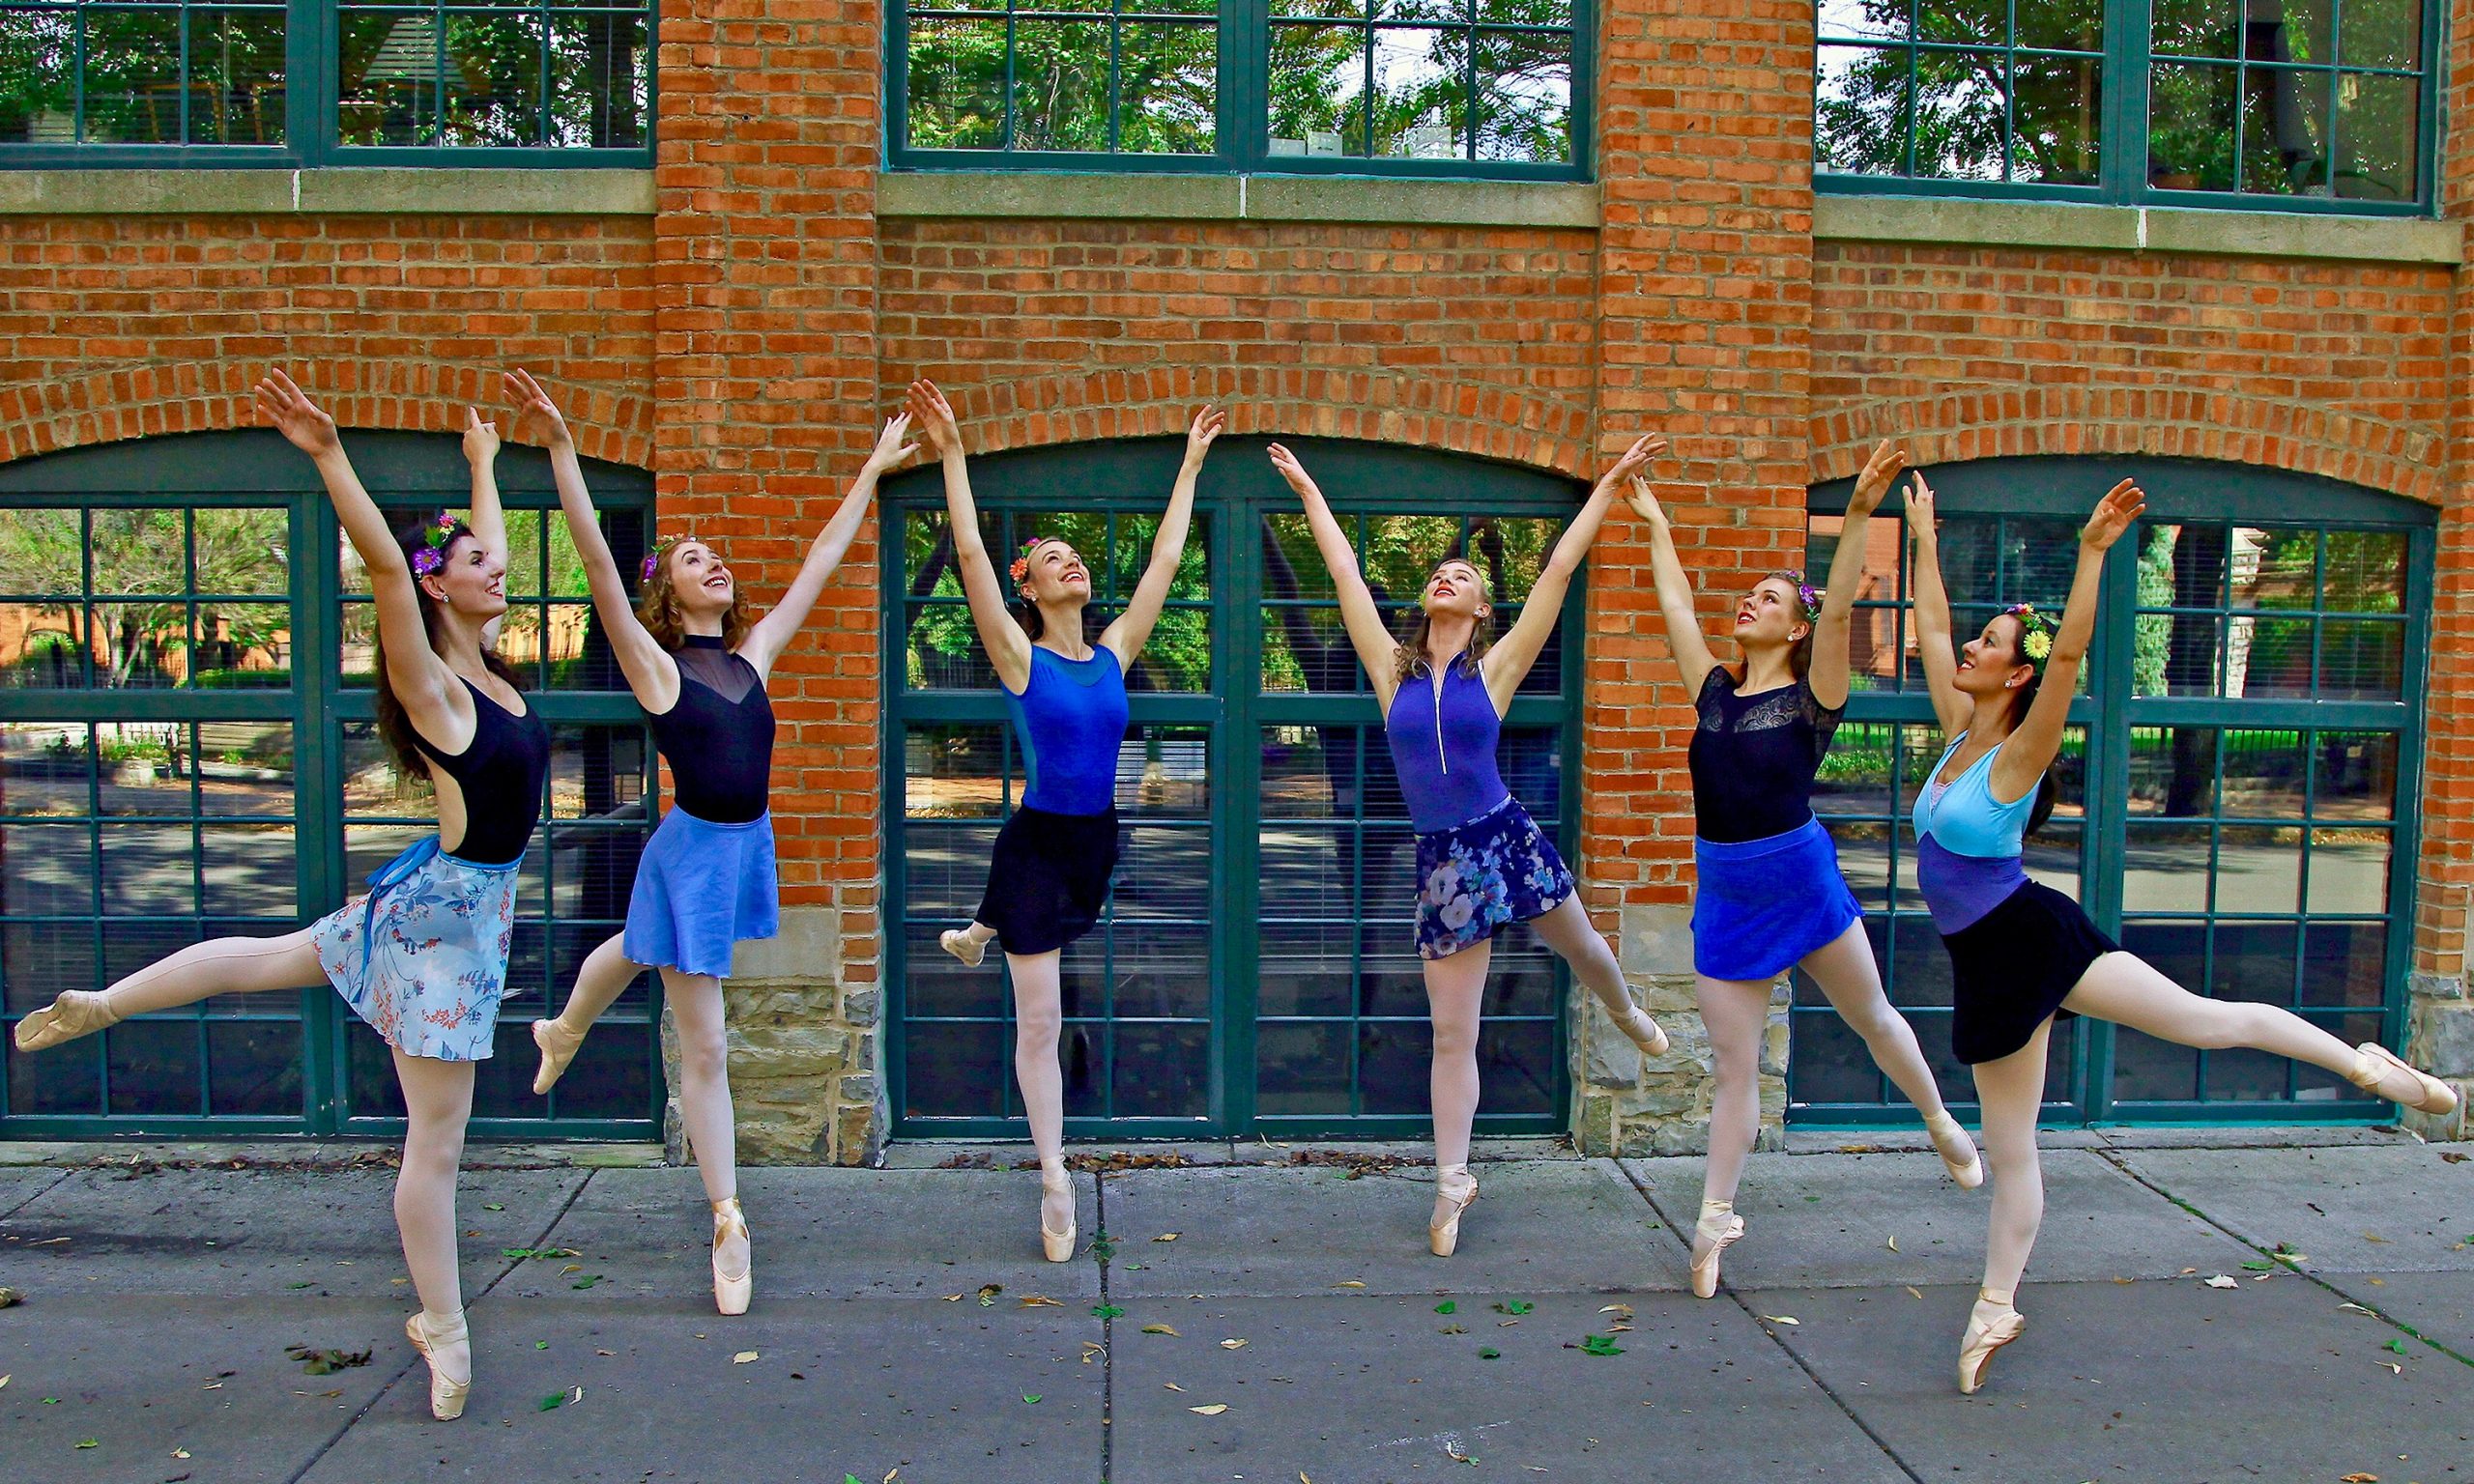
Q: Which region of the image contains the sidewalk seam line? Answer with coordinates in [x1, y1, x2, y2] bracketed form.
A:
[281, 1164, 603, 1484]
[1095, 1170, 1113, 1484]
[1613, 1159, 1928, 1484]
[2095, 1149, 2474, 1372]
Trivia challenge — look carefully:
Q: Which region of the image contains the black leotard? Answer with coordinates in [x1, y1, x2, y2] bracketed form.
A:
[649, 636, 775, 824]
[413, 676, 551, 866]
[1685, 669, 1844, 843]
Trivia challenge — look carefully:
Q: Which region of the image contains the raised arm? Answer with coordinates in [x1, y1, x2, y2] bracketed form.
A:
[1483, 434, 1664, 710]
[505, 368, 676, 710]
[257, 370, 455, 721]
[905, 379, 1033, 692]
[1904, 471, 1971, 739]
[1992, 478, 2143, 799]
[459, 407, 511, 570]
[738, 413, 918, 677]
[1100, 407, 1223, 668]
[1625, 472, 1721, 698]
[1807, 439, 1905, 710]
[1268, 442, 1400, 712]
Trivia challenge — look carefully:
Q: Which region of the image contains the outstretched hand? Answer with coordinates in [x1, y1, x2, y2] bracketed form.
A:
[904, 379, 962, 456]
[1266, 442, 1319, 499]
[461, 407, 501, 467]
[2081, 478, 2146, 552]
[1625, 475, 1668, 528]
[1184, 406, 1227, 465]
[1848, 439, 1908, 518]
[254, 368, 340, 457]
[1596, 432, 1668, 493]
[503, 368, 573, 450]
[865, 411, 921, 474]
[1903, 471, 1938, 538]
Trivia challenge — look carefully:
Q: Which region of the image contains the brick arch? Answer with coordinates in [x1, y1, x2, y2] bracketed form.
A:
[937, 367, 1597, 480]
[1808, 387, 2444, 507]
[0, 361, 655, 471]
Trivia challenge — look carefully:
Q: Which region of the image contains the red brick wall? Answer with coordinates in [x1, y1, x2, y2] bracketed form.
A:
[0, 215, 656, 466]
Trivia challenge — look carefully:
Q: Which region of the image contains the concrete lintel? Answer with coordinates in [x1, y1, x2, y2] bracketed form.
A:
[877, 169, 1597, 229]
[1816, 192, 2464, 266]
[0, 167, 656, 215]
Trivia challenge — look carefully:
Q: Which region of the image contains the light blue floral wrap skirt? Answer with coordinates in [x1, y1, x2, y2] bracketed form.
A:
[310, 836, 520, 1062]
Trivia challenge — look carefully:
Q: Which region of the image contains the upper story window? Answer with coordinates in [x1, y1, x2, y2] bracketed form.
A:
[0, 0, 652, 165]
[1817, 1, 2435, 212]
[890, 0, 1588, 178]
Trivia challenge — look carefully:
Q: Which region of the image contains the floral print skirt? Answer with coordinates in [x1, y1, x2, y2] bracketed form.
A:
[310, 835, 520, 1062]
[1412, 796, 1575, 960]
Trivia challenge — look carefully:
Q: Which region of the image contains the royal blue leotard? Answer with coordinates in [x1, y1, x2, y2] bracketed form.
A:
[1007, 644, 1130, 816]
[1384, 660, 1511, 834]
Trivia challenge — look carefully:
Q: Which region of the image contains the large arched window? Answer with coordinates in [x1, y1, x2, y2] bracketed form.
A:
[1793, 455, 2431, 1125]
[881, 435, 1586, 1138]
[0, 429, 663, 1139]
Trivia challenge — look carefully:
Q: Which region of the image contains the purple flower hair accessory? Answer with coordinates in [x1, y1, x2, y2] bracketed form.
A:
[1777, 568, 1823, 623]
[411, 513, 463, 577]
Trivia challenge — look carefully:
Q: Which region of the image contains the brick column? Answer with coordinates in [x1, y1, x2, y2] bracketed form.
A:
[2407, 0, 2474, 1137]
[1573, 0, 1817, 1154]
[653, 0, 888, 1162]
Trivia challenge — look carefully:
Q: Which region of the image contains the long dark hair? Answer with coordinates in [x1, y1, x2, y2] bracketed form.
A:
[373, 515, 524, 782]
[1993, 611, 2061, 837]
[1395, 558, 1492, 681]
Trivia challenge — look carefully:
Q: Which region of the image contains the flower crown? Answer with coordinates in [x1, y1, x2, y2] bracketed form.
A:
[409, 513, 463, 577]
[2004, 602, 2056, 665]
[1776, 569, 1824, 623]
[1007, 536, 1054, 591]
[641, 535, 691, 584]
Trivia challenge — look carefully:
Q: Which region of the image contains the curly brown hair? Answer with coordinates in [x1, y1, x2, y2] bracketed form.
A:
[637, 535, 751, 653]
[1394, 557, 1492, 682]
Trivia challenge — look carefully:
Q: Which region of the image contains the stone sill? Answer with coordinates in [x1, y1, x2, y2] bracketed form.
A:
[876, 170, 1599, 229]
[0, 167, 657, 215]
[1815, 193, 2464, 266]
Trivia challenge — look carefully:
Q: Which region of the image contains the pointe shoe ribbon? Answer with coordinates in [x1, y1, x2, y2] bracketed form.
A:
[404, 1308, 472, 1421]
[2348, 1042, 2459, 1117]
[1957, 1291, 2026, 1395]
[1926, 1112, 1985, 1190]
[531, 1018, 586, 1097]
[1617, 1005, 1670, 1058]
[13, 989, 123, 1052]
[1427, 1166, 1480, 1258]
[1689, 1201, 1743, 1299]
[712, 1197, 753, 1316]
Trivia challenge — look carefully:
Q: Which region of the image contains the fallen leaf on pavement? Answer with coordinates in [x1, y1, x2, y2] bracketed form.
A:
[1154, 1233, 1181, 1242]
[1165, 1382, 1185, 1391]
[2341, 1474, 2378, 1482]
[732, 1351, 759, 1364]
[1190, 1403, 1228, 1415]
[2380, 1362, 2402, 1376]
[1598, 1303, 1633, 1319]
[1332, 1281, 1366, 1289]
[1904, 1287, 1924, 1299]
[940, 1293, 963, 1301]
[1759, 1315, 1800, 1327]
[1220, 1339, 1247, 1350]
[2339, 1302, 2376, 1316]
[2203, 1275, 2240, 1290]
[977, 1285, 1002, 1306]
[1886, 1237, 1898, 1253]
[1019, 1296, 1063, 1308]
[1141, 1325, 1180, 1336]
[172, 1448, 189, 1458]
[1023, 1394, 1042, 1404]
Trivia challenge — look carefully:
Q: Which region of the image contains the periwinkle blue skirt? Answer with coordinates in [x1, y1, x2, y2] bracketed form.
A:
[1690, 817, 1862, 981]
[622, 807, 780, 980]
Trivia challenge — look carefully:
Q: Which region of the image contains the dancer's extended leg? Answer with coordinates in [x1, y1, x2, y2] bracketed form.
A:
[532, 932, 646, 1095]
[1798, 920, 1980, 1184]
[1007, 949, 1076, 1258]
[665, 967, 749, 1310]
[14, 928, 324, 1050]
[1422, 939, 1491, 1254]
[393, 1048, 476, 1418]
[1962, 1020, 2047, 1393]
[1529, 896, 1668, 1055]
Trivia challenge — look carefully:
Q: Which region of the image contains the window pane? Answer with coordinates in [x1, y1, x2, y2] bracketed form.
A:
[2340, 0, 2421, 69]
[1817, 44, 1912, 175]
[2240, 65, 2334, 195]
[2322, 530, 2406, 612]
[2011, 52, 2101, 184]
[1912, 48, 2007, 180]
[2153, 0, 2240, 60]
[2014, 0, 2102, 52]
[1818, 0, 1909, 43]
[1117, 21, 1217, 154]
[2335, 72, 2418, 202]
[906, 16, 1007, 149]
[547, 3, 649, 149]
[2149, 60, 2239, 189]
[1012, 19, 1113, 150]
[1474, 26, 1569, 163]
[336, 0, 649, 150]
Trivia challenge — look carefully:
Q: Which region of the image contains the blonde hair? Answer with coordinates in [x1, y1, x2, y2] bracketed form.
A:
[1393, 557, 1493, 682]
[637, 536, 750, 653]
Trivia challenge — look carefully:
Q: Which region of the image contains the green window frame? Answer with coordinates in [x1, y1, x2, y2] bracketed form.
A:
[1792, 455, 2431, 1127]
[0, 0, 655, 167]
[886, 0, 1591, 180]
[0, 429, 665, 1142]
[881, 436, 1584, 1140]
[1816, 1, 2440, 214]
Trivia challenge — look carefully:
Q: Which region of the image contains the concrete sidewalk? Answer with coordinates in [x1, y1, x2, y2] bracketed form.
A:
[1, 1130, 2468, 1484]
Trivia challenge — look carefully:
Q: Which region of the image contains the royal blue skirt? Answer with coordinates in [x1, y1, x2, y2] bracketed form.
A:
[1690, 817, 1862, 981]
[623, 807, 780, 980]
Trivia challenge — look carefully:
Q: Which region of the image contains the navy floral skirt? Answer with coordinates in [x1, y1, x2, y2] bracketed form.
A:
[1412, 796, 1575, 960]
